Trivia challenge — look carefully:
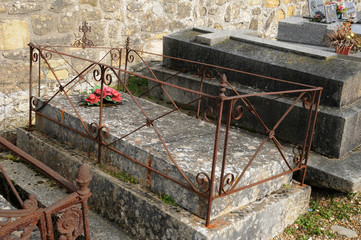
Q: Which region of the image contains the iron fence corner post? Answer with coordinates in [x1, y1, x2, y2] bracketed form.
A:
[206, 74, 227, 226]
[301, 88, 323, 186]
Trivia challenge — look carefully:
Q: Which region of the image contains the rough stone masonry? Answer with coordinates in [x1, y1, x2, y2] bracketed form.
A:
[0, 0, 314, 131]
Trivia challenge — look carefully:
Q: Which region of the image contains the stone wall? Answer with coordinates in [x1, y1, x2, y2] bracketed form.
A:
[0, 0, 313, 131]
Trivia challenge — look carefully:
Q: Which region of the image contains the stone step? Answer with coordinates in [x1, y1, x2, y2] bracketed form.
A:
[0, 158, 132, 240]
[15, 128, 311, 239]
[163, 27, 361, 108]
[151, 65, 361, 159]
[28, 92, 296, 220]
[151, 66, 361, 193]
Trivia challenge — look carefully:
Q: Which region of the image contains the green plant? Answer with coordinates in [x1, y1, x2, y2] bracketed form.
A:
[6, 154, 21, 162]
[125, 76, 148, 96]
[327, 20, 355, 50]
[160, 193, 177, 206]
[99, 164, 138, 184]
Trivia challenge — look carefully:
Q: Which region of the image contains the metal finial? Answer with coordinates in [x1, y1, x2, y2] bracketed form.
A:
[125, 36, 130, 49]
[219, 74, 227, 97]
[75, 164, 92, 196]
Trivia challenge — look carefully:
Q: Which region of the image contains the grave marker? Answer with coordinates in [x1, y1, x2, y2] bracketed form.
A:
[325, 4, 337, 23]
[345, 2, 357, 18]
[308, 0, 325, 17]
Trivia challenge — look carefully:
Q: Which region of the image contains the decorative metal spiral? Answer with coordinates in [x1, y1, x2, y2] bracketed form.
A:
[30, 96, 38, 111]
[231, 102, 245, 120]
[221, 173, 235, 193]
[44, 51, 52, 60]
[104, 70, 113, 86]
[56, 206, 83, 240]
[31, 51, 39, 62]
[89, 123, 99, 139]
[110, 48, 121, 61]
[192, 64, 201, 78]
[127, 53, 135, 63]
[99, 125, 110, 144]
[203, 105, 215, 122]
[293, 145, 305, 165]
[93, 68, 102, 82]
[302, 92, 314, 109]
[204, 69, 215, 81]
[196, 172, 211, 194]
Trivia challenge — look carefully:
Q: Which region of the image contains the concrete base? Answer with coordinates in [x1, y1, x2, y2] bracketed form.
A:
[16, 128, 311, 240]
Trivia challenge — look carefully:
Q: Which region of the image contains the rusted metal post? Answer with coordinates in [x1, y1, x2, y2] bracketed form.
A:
[196, 66, 206, 119]
[75, 164, 92, 240]
[219, 97, 233, 195]
[206, 74, 227, 226]
[301, 88, 323, 186]
[123, 37, 130, 86]
[97, 65, 105, 164]
[28, 45, 34, 129]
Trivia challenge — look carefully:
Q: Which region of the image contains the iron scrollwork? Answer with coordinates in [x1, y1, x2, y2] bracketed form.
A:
[293, 145, 305, 165]
[302, 92, 315, 109]
[89, 123, 110, 145]
[56, 206, 84, 240]
[221, 173, 236, 193]
[196, 172, 211, 194]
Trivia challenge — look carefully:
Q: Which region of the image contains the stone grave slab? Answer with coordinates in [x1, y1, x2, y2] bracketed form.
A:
[31, 93, 295, 220]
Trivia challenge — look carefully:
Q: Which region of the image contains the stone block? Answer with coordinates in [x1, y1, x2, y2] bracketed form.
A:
[81, 9, 102, 21]
[79, 0, 97, 7]
[31, 15, 56, 36]
[49, 0, 73, 13]
[100, 0, 120, 12]
[58, 13, 78, 33]
[8, 3, 42, 15]
[46, 69, 69, 80]
[277, 16, 339, 46]
[266, 0, 280, 8]
[196, 32, 230, 46]
[0, 20, 30, 50]
[0, 4, 7, 13]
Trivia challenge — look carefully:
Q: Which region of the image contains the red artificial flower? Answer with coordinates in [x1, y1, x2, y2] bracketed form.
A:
[104, 86, 115, 96]
[94, 88, 107, 98]
[111, 91, 121, 102]
[85, 93, 100, 105]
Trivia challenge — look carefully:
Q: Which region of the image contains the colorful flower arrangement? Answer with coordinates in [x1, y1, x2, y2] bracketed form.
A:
[84, 86, 121, 106]
[327, 0, 347, 14]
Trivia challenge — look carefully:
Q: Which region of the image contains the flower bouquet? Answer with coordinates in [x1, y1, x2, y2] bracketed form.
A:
[84, 86, 121, 106]
[327, 0, 347, 18]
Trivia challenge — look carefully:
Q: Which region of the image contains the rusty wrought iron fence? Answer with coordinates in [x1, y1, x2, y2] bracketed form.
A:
[0, 136, 92, 240]
[27, 39, 322, 226]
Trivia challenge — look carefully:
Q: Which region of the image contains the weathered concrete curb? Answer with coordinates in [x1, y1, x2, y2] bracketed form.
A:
[295, 150, 361, 193]
[17, 127, 311, 240]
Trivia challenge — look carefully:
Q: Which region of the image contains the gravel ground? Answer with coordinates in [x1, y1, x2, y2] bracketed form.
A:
[273, 187, 361, 240]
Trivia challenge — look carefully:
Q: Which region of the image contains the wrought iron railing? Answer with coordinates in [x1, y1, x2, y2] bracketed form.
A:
[27, 40, 322, 226]
[0, 136, 92, 240]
